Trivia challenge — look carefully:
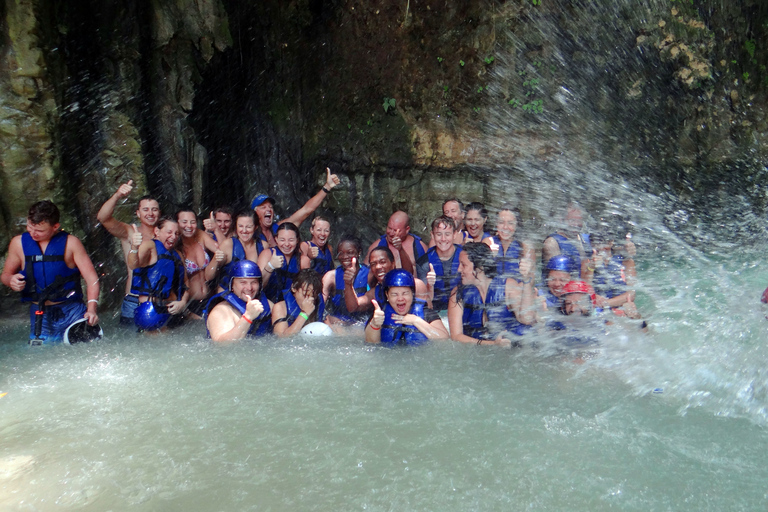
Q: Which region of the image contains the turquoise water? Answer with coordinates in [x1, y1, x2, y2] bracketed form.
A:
[2, 245, 768, 512]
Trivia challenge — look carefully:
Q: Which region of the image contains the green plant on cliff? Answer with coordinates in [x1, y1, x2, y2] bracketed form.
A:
[382, 97, 396, 113]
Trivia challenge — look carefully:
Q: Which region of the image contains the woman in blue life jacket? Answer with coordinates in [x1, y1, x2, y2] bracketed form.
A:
[322, 234, 370, 326]
[465, 202, 491, 243]
[365, 269, 448, 346]
[258, 222, 310, 303]
[300, 216, 335, 276]
[213, 210, 262, 293]
[584, 233, 641, 319]
[447, 242, 537, 346]
[205, 260, 273, 342]
[416, 215, 463, 312]
[272, 269, 325, 337]
[537, 254, 578, 331]
[127, 216, 190, 331]
[481, 205, 533, 280]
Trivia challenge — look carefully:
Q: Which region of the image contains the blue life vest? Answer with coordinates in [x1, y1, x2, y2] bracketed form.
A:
[20, 231, 82, 303]
[255, 223, 280, 255]
[263, 248, 300, 303]
[591, 256, 626, 299]
[424, 245, 462, 311]
[538, 288, 566, 330]
[379, 299, 429, 346]
[203, 291, 272, 338]
[329, 264, 370, 323]
[490, 236, 522, 279]
[130, 240, 185, 300]
[376, 234, 427, 261]
[308, 242, 334, 275]
[284, 289, 325, 325]
[460, 277, 529, 339]
[547, 233, 592, 279]
[217, 237, 247, 290]
[372, 283, 386, 305]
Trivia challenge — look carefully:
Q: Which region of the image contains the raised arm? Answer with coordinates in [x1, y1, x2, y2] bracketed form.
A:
[281, 168, 341, 227]
[97, 180, 134, 240]
[506, 255, 537, 326]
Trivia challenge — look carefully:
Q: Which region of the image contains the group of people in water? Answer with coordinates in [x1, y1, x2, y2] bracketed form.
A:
[1, 167, 644, 346]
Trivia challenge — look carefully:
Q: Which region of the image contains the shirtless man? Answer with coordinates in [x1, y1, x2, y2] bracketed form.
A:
[365, 211, 427, 274]
[429, 198, 468, 247]
[97, 180, 160, 324]
[2, 201, 100, 344]
[251, 167, 341, 251]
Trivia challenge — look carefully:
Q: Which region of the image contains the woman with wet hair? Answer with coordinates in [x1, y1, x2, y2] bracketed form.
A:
[482, 205, 533, 281]
[258, 222, 310, 303]
[447, 242, 537, 346]
[465, 202, 491, 243]
[271, 269, 325, 337]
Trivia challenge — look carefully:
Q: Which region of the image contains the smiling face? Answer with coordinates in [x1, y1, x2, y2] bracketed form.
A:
[385, 213, 409, 245]
[369, 249, 395, 284]
[276, 229, 298, 256]
[236, 215, 255, 243]
[310, 219, 331, 247]
[442, 201, 464, 228]
[154, 221, 180, 250]
[458, 251, 478, 286]
[547, 270, 571, 298]
[496, 210, 518, 242]
[386, 286, 414, 315]
[26, 220, 59, 243]
[177, 211, 197, 239]
[563, 293, 591, 316]
[337, 241, 359, 270]
[136, 199, 160, 228]
[563, 207, 583, 237]
[255, 201, 275, 229]
[432, 221, 455, 254]
[465, 209, 486, 239]
[232, 277, 260, 302]
[215, 212, 232, 234]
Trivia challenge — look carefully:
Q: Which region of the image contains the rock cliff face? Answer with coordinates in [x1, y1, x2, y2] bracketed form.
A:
[1, 0, 766, 307]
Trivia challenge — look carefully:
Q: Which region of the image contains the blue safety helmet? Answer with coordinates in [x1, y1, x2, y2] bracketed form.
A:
[546, 255, 576, 275]
[382, 269, 416, 293]
[228, 259, 262, 291]
[134, 300, 171, 331]
[250, 194, 276, 210]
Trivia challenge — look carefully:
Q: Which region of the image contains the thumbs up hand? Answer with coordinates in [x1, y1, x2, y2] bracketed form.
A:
[117, 179, 134, 199]
[130, 224, 142, 249]
[308, 242, 319, 259]
[370, 299, 385, 329]
[344, 257, 359, 285]
[203, 211, 215, 232]
[426, 263, 437, 287]
[325, 167, 341, 191]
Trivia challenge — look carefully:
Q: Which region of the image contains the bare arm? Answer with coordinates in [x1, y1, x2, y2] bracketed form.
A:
[68, 235, 100, 325]
[281, 168, 340, 227]
[127, 239, 155, 270]
[506, 255, 536, 326]
[321, 270, 335, 304]
[195, 229, 219, 252]
[448, 287, 478, 343]
[97, 181, 134, 240]
[1, 236, 26, 291]
[541, 236, 560, 269]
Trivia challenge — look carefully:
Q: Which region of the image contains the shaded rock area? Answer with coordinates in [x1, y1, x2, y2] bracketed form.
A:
[0, 0, 767, 309]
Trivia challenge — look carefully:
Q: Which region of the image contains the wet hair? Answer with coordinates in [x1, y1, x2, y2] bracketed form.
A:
[337, 233, 362, 256]
[465, 202, 488, 220]
[155, 216, 179, 232]
[136, 195, 159, 209]
[213, 206, 234, 218]
[311, 215, 331, 228]
[442, 198, 464, 212]
[175, 208, 198, 223]
[290, 269, 323, 322]
[235, 209, 256, 223]
[431, 215, 456, 232]
[275, 222, 301, 256]
[370, 245, 395, 263]
[462, 242, 497, 278]
[28, 200, 60, 225]
[496, 204, 523, 228]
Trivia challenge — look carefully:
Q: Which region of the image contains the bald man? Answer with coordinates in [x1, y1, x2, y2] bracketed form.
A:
[365, 211, 427, 274]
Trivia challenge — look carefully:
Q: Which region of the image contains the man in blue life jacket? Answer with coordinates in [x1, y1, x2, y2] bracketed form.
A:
[205, 260, 273, 342]
[251, 167, 341, 251]
[417, 215, 462, 311]
[2, 201, 101, 344]
[365, 211, 427, 274]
